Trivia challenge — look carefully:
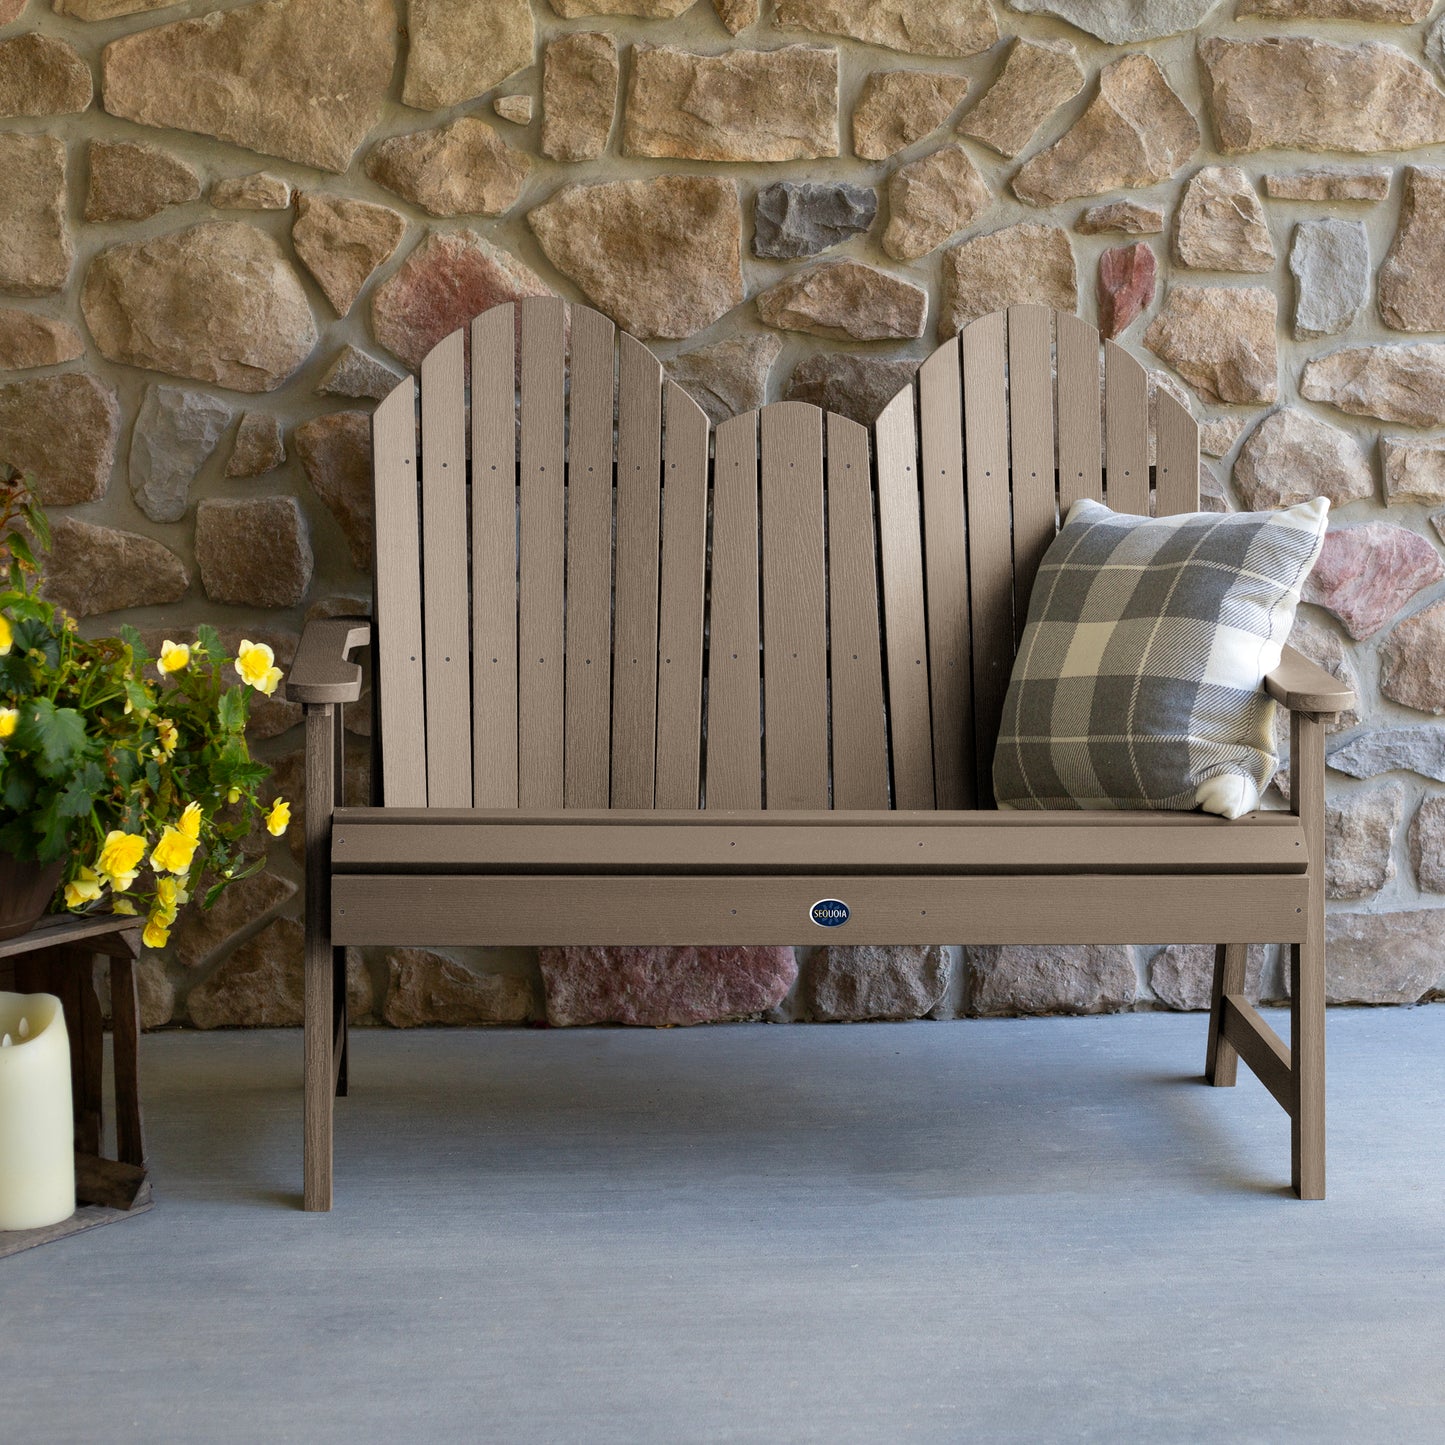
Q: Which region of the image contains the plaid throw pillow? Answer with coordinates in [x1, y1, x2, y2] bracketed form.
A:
[993, 496, 1329, 820]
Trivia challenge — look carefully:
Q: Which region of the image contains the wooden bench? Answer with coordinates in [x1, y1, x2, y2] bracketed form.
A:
[288, 301, 1353, 1212]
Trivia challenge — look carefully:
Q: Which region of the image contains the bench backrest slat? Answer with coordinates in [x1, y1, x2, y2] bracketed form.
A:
[370, 300, 1200, 814]
[961, 313, 1017, 809]
[874, 385, 936, 810]
[1056, 310, 1103, 514]
[419, 330, 472, 808]
[612, 333, 665, 809]
[563, 305, 618, 809]
[918, 336, 972, 811]
[469, 305, 519, 808]
[706, 411, 763, 810]
[1104, 340, 1151, 518]
[518, 298, 567, 809]
[1154, 388, 1200, 520]
[1007, 305, 1057, 651]
[655, 381, 710, 809]
[761, 402, 830, 810]
[825, 412, 890, 811]
[372, 376, 427, 808]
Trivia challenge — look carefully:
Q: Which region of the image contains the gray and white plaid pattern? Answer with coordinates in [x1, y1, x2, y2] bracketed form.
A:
[993, 496, 1329, 820]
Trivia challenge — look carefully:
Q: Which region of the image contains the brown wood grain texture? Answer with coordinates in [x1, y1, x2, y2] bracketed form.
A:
[1220, 995, 1293, 1111]
[337, 805, 1301, 830]
[873, 385, 936, 809]
[960, 312, 1014, 807]
[1265, 646, 1356, 714]
[612, 334, 664, 808]
[564, 305, 618, 808]
[1206, 942, 1249, 1086]
[332, 814, 1308, 874]
[761, 402, 829, 810]
[370, 376, 426, 806]
[1291, 709, 1327, 1199]
[1103, 341, 1150, 516]
[1055, 310, 1103, 514]
[517, 298, 567, 808]
[419, 328, 473, 807]
[918, 338, 974, 809]
[706, 412, 762, 810]
[1153, 386, 1199, 518]
[0, 912, 140, 960]
[825, 413, 890, 809]
[304, 704, 337, 1211]
[1006, 305, 1057, 645]
[470, 305, 521, 808]
[655, 383, 711, 809]
[333, 872, 1308, 948]
[110, 954, 144, 1166]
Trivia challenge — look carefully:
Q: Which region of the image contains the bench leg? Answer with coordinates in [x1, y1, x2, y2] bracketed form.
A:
[1291, 939, 1325, 1200]
[303, 703, 337, 1213]
[332, 944, 349, 1098]
[1291, 707, 1328, 1201]
[1204, 943, 1247, 1087]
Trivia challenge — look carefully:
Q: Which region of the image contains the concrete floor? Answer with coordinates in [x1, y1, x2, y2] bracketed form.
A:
[5, 1009, 1444, 1445]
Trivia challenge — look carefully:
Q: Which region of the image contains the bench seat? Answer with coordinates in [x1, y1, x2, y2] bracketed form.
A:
[328, 808, 1310, 948]
[331, 807, 1308, 876]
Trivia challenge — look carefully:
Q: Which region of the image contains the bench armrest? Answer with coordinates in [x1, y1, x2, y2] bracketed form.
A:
[1264, 644, 1354, 716]
[287, 617, 370, 705]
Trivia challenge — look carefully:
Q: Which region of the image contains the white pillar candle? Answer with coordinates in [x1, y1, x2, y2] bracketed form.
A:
[0, 991, 75, 1231]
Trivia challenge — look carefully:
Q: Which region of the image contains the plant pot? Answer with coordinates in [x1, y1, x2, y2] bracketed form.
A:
[0, 855, 66, 942]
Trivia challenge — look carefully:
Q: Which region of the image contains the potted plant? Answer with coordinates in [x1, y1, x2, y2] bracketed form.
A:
[0, 466, 290, 943]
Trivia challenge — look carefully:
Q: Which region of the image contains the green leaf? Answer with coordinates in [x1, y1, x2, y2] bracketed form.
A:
[23, 502, 51, 554]
[217, 686, 248, 734]
[29, 796, 69, 861]
[120, 624, 151, 668]
[1, 769, 34, 811]
[55, 760, 104, 818]
[196, 623, 223, 660]
[17, 697, 90, 778]
[203, 853, 266, 908]
[6, 534, 35, 571]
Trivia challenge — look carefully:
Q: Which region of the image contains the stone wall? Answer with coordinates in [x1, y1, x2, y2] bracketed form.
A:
[2, 0, 1444, 1029]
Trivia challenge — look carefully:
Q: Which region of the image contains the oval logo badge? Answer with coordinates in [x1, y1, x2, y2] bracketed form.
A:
[810, 898, 850, 928]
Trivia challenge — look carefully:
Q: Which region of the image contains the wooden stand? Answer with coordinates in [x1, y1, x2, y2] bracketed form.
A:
[0, 913, 153, 1257]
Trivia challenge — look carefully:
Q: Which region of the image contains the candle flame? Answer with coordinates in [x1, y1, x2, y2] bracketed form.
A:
[17, 1017, 27, 1039]
[1, 1034, 9, 1048]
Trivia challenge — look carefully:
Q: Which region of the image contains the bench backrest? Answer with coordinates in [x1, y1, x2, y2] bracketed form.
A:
[368, 299, 1199, 813]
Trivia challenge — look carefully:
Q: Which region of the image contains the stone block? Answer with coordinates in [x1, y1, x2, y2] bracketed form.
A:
[195, 496, 313, 608]
[624, 44, 838, 162]
[798, 945, 950, 1021]
[967, 945, 1137, 1016]
[539, 945, 797, 1026]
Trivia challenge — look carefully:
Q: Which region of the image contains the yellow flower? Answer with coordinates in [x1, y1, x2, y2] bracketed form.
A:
[265, 798, 291, 837]
[157, 639, 190, 675]
[235, 640, 283, 696]
[227, 786, 241, 804]
[178, 800, 202, 840]
[64, 867, 104, 910]
[152, 718, 179, 758]
[111, 898, 137, 916]
[150, 825, 199, 876]
[153, 875, 182, 923]
[0, 612, 11, 656]
[0, 706, 17, 740]
[97, 831, 147, 890]
[141, 915, 170, 950]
